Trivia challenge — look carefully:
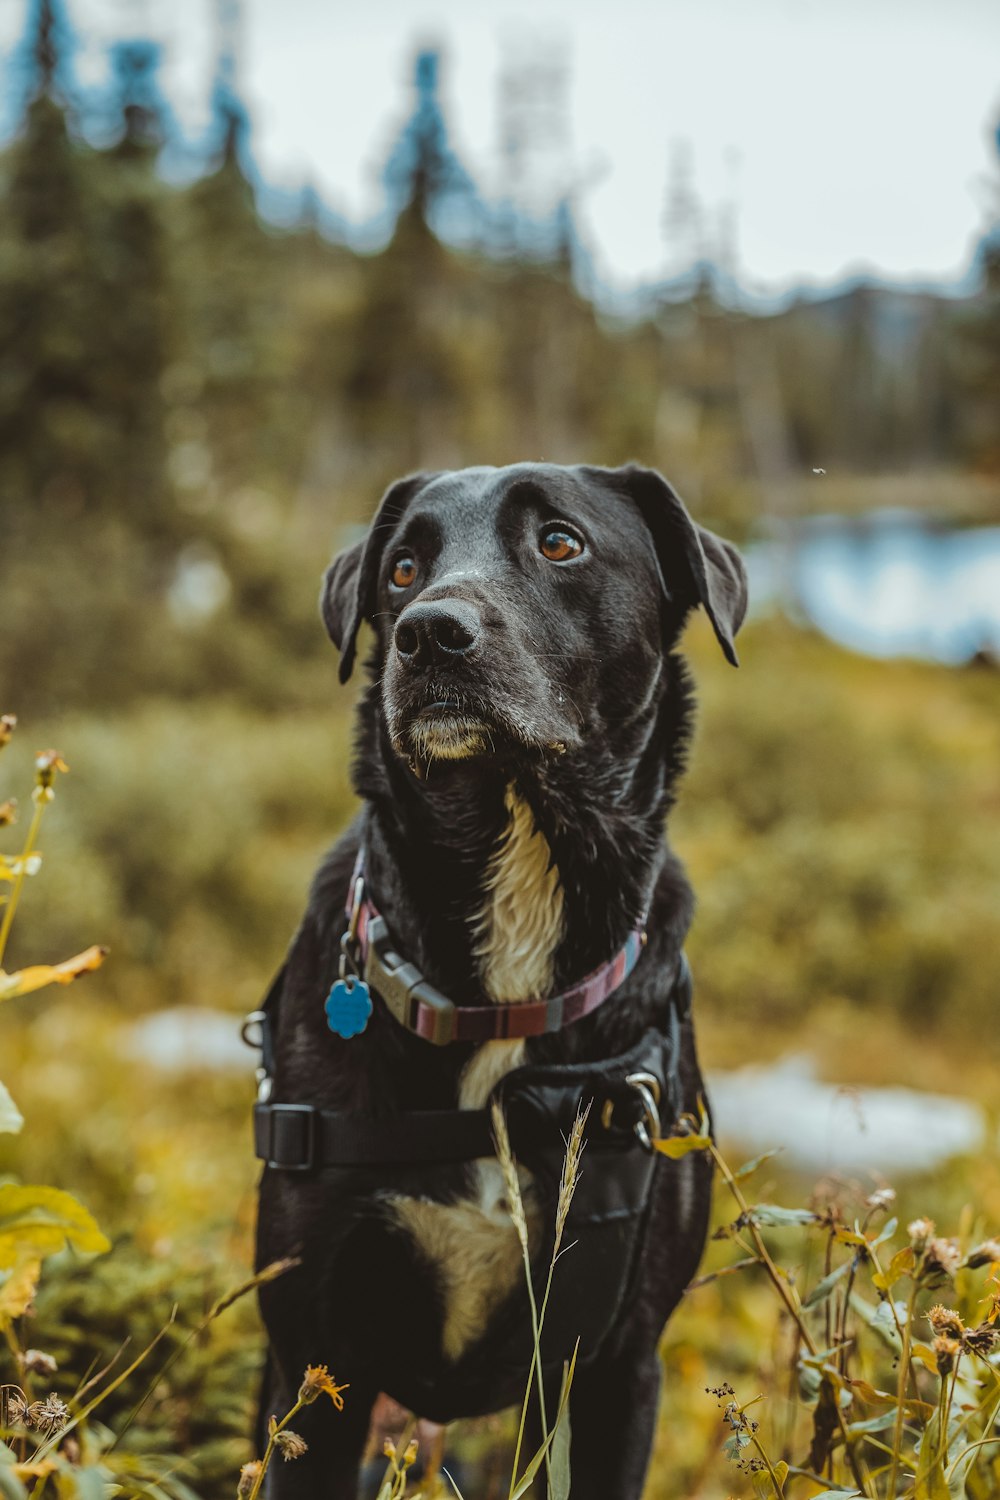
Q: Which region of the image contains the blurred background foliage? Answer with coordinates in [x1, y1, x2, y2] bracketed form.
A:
[1, 1, 999, 1495]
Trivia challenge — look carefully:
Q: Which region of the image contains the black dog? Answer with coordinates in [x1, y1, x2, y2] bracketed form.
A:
[253, 462, 747, 1498]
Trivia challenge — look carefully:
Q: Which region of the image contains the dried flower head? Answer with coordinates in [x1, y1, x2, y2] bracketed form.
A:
[963, 1322, 1000, 1358]
[274, 1429, 308, 1461]
[923, 1237, 962, 1282]
[934, 1334, 962, 1375]
[32, 750, 68, 805]
[297, 1365, 349, 1409]
[908, 1217, 935, 1251]
[28, 1393, 70, 1435]
[964, 1239, 1000, 1270]
[237, 1460, 263, 1496]
[0, 715, 16, 750]
[866, 1187, 896, 1213]
[927, 1305, 965, 1339]
[403, 1438, 419, 1469]
[382, 1437, 397, 1461]
[1, 1387, 29, 1426]
[21, 1349, 58, 1379]
[0, 799, 16, 827]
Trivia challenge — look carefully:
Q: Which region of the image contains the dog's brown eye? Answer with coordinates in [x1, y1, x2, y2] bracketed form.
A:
[391, 555, 417, 589]
[539, 528, 583, 563]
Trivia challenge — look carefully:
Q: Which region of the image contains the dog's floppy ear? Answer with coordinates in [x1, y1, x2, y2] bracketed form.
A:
[618, 464, 748, 666]
[321, 472, 438, 683]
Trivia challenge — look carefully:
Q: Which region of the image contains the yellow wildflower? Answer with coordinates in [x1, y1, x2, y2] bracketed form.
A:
[297, 1365, 349, 1409]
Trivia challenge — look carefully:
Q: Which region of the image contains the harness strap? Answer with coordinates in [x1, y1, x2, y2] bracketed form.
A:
[254, 1102, 494, 1171]
[250, 954, 693, 1172]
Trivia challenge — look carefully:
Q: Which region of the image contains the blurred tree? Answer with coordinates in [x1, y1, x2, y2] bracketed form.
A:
[173, 85, 273, 500]
[342, 51, 475, 473]
[97, 41, 173, 527]
[0, 0, 116, 519]
[382, 49, 478, 240]
[955, 120, 1000, 472]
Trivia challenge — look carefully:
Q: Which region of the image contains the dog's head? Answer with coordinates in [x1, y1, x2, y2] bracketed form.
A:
[321, 463, 747, 770]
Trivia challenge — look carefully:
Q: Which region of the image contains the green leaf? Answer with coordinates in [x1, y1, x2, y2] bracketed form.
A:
[734, 1148, 782, 1180]
[803, 1259, 852, 1308]
[57, 1468, 112, 1500]
[850, 1292, 905, 1354]
[0, 1184, 110, 1269]
[0, 1083, 22, 1136]
[509, 1343, 578, 1500]
[915, 1412, 952, 1500]
[548, 1385, 572, 1500]
[0, 1471, 27, 1500]
[749, 1204, 818, 1228]
[844, 1412, 898, 1436]
[871, 1215, 898, 1248]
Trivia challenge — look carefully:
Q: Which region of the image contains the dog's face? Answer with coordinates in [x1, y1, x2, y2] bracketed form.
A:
[322, 463, 747, 770]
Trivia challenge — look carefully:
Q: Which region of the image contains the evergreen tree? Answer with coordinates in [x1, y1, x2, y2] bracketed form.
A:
[174, 85, 277, 497]
[955, 120, 1000, 472]
[97, 41, 173, 523]
[0, 0, 115, 517]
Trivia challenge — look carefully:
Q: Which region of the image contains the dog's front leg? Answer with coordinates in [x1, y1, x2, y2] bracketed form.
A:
[563, 1339, 663, 1500]
[256, 1198, 377, 1500]
[257, 1341, 376, 1500]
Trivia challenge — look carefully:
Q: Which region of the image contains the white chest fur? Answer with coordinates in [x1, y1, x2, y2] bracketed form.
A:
[390, 787, 564, 1361]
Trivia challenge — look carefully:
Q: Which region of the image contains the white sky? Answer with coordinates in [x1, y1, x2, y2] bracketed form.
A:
[3, 0, 999, 294]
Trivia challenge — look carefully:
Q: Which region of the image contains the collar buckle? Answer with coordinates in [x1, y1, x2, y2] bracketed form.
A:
[365, 915, 456, 1044]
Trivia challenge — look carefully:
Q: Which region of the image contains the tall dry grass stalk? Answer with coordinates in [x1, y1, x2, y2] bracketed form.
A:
[491, 1097, 586, 1500]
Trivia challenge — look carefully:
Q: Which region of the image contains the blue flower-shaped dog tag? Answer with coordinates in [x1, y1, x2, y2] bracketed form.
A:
[325, 977, 373, 1039]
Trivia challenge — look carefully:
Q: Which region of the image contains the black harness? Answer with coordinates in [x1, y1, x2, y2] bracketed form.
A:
[247, 951, 692, 1173]
[245, 919, 696, 1373]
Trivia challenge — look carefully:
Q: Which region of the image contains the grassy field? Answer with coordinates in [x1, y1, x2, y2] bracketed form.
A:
[2, 618, 999, 1497]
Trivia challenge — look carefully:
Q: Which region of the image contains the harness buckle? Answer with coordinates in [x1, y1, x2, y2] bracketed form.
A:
[257, 1103, 320, 1173]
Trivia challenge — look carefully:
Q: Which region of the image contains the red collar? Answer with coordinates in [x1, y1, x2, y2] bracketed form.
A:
[343, 856, 648, 1047]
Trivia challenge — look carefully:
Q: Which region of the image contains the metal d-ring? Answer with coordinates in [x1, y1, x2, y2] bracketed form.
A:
[600, 1071, 662, 1150]
[240, 1010, 273, 1102]
[240, 1010, 267, 1050]
[625, 1071, 661, 1151]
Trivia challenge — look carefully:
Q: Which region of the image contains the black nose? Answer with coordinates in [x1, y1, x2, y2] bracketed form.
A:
[394, 599, 481, 667]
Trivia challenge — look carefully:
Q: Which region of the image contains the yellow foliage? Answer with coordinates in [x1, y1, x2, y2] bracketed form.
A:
[0, 1256, 40, 1327]
[0, 1183, 110, 1269]
[0, 944, 107, 1004]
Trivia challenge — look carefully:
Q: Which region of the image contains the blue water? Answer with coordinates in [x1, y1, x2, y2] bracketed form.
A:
[746, 511, 1000, 664]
